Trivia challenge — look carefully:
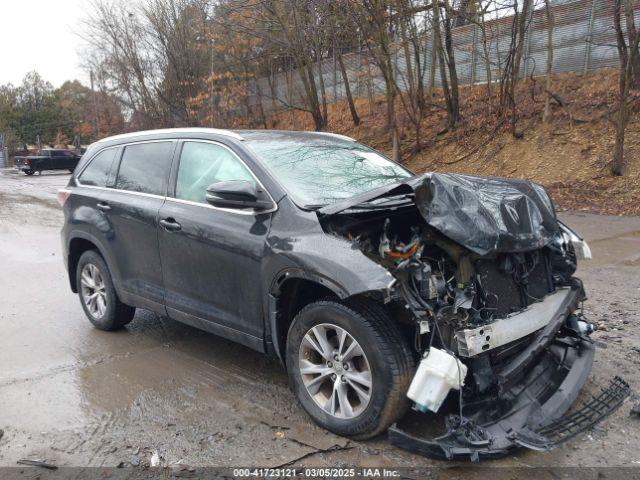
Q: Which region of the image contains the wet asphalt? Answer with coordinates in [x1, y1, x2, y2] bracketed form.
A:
[0, 169, 639, 470]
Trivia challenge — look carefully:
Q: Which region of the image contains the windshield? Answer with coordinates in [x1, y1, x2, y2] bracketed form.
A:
[243, 133, 412, 207]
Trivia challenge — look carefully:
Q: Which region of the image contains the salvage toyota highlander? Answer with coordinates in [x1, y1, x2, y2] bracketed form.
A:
[59, 128, 630, 461]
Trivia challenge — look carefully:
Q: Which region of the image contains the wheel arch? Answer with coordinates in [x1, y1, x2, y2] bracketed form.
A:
[67, 232, 119, 294]
[267, 269, 393, 364]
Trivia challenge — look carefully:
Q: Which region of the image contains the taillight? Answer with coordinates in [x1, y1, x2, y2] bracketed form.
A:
[57, 189, 71, 206]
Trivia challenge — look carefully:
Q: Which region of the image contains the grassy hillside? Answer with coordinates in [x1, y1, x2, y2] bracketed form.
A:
[260, 69, 640, 216]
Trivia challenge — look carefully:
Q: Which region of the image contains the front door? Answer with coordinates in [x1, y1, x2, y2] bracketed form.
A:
[158, 140, 272, 347]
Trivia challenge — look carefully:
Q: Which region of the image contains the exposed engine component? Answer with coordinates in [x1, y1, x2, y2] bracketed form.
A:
[378, 219, 422, 261]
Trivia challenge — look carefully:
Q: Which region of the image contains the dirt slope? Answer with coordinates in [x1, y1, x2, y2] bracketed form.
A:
[261, 69, 640, 216]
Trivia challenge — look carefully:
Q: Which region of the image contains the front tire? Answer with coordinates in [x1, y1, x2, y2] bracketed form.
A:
[286, 299, 414, 439]
[24, 170, 34, 176]
[76, 250, 135, 330]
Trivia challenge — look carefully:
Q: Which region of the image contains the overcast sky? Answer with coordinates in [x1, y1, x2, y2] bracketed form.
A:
[0, 0, 91, 88]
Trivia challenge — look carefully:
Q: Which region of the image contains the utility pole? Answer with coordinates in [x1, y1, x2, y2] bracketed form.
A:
[89, 70, 99, 141]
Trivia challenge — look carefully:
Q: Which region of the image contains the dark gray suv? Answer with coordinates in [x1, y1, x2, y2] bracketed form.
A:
[59, 128, 627, 461]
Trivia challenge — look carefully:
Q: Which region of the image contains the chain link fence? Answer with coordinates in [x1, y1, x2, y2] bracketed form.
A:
[246, 0, 637, 116]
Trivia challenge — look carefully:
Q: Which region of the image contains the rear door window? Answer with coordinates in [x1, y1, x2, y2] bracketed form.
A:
[116, 142, 174, 196]
[175, 141, 255, 204]
[78, 148, 117, 187]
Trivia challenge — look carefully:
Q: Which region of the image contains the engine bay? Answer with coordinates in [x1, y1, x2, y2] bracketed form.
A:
[321, 203, 581, 354]
[316, 185, 630, 461]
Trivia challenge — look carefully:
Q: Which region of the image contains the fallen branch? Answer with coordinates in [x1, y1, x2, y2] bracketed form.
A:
[437, 120, 504, 165]
[17, 459, 58, 470]
[545, 89, 589, 125]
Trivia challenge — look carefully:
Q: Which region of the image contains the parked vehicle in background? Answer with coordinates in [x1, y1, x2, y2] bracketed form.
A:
[15, 149, 82, 175]
[58, 128, 629, 461]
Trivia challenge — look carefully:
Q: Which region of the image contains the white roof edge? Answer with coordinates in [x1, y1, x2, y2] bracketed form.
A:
[314, 132, 356, 142]
[97, 128, 244, 143]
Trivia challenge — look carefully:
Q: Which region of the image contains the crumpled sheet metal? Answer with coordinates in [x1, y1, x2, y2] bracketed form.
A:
[413, 173, 559, 255]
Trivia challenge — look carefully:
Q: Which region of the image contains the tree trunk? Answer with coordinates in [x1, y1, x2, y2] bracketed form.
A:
[623, 0, 640, 88]
[392, 126, 400, 162]
[316, 57, 328, 127]
[433, 0, 456, 129]
[255, 80, 269, 129]
[428, 30, 437, 96]
[612, 0, 639, 176]
[443, 0, 460, 126]
[300, 62, 325, 131]
[543, 0, 554, 124]
[338, 53, 360, 126]
[480, 13, 493, 109]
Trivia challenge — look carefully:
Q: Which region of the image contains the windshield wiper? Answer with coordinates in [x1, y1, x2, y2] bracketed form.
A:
[343, 193, 415, 211]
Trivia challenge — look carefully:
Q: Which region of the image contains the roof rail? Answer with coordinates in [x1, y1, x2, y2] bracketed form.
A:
[314, 132, 356, 142]
[97, 128, 244, 143]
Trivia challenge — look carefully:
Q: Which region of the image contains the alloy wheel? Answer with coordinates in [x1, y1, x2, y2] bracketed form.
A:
[298, 323, 372, 419]
[80, 263, 107, 319]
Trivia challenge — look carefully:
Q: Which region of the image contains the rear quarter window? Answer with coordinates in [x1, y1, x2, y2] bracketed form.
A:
[116, 142, 174, 196]
[78, 148, 118, 187]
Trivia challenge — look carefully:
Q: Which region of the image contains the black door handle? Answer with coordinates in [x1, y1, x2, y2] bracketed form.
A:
[97, 202, 111, 212]
[160, 218, 182, 232]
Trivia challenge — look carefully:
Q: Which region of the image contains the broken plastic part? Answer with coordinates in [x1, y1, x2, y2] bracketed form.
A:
[559, 221, 592, 260]
[407, 348, 468, 413]
[390, 336, 630, 461]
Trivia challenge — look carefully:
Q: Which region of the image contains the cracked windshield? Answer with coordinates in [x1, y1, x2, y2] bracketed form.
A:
[245, 134, 412, 207]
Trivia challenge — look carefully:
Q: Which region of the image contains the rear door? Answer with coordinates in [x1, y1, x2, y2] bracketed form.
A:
[100, 140, 176, 311]
[158, 140, 273, 348]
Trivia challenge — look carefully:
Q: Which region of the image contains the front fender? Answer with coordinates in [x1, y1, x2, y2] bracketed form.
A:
[266, 231, 395, 300]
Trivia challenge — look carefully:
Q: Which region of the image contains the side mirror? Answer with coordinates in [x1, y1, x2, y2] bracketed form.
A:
[205, 180, 273, 211]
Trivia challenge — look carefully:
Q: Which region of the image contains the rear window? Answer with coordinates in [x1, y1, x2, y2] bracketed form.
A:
[78, 148, 117, 187]
[116, 142, 173, 196]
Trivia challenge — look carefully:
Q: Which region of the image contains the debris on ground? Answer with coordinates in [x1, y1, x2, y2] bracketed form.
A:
[171, 464, 197, 478]
[0, 429, 4, 441]
[129, 455, 140, 466]
[150, 450, 161, 467]
[16, 459, 58, 470]
[631, 403, 640, 418]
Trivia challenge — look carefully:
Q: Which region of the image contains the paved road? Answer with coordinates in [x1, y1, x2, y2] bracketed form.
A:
[0, 169, 639, 471]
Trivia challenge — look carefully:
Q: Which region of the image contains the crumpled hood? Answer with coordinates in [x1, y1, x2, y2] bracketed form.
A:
[319, 172, 559, 255]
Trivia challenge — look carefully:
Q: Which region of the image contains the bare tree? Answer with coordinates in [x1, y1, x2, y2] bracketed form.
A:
[499, 0, 533, 137]
[350, 0, 401, 159]
[325, 0, 361, 126]
[543, 0, 553, 124]
[612, 0, 640, 176]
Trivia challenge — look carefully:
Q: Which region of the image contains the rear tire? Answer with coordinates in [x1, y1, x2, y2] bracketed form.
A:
[286, 298, 415, 439]
[76, 250, 135, 330]
[24, 170, 34, 176]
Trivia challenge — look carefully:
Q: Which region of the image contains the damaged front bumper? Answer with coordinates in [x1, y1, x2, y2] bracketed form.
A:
[389, 287, 631, 461]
